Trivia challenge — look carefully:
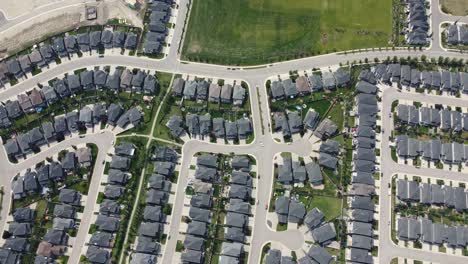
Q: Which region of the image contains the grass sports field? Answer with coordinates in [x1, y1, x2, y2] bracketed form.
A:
[440, 0, 468, 16]
[182, 0, 393, 65]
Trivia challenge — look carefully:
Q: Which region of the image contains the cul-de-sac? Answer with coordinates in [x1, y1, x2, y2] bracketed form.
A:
[0, 0, 467, 264]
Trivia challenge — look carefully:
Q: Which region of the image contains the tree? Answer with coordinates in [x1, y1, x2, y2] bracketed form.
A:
[443, 57, 450, 65]
[438, 56, 444, 65]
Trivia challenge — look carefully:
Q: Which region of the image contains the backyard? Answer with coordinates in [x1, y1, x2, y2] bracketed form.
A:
[309, 196, 342, 220]
[183, 0, 393, 65]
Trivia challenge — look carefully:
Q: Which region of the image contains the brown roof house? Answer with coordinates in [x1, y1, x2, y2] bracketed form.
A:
[192, 179, 212, 194]
[36, 241, 65, 258]
[17, 94, 34, 113]
[29, 89, 45, 108]
[296, 76, 311, 95]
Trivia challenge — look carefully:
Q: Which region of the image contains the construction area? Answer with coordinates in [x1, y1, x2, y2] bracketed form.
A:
[0, 0, 144, 58]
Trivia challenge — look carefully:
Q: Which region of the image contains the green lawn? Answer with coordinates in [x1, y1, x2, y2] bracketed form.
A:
[183, 0, 392, 65]
[325, 102, 344, 131]
[276, 223, 288, 231]
[309, 100, 332, 118]
[35, 200, 48, 221]
[309, 196, 342, 221]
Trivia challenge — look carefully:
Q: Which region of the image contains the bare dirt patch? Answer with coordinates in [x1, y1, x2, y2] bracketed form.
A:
[440, 0, 468, 16]
[187, 41, 202, 53]
[0, 13, 81, 56]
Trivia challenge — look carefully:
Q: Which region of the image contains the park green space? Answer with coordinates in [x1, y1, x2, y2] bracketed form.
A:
[183, 0, 392, 65]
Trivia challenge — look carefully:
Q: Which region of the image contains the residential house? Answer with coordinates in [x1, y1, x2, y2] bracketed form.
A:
[304, 110, 320, 131]
[120, 69, 133, 91]
[209, 83, 221, 103]
[29, 50, 44, 68]
[322, 72, 335, 89]
[296, 76, 310, 95]
[59, 188, 81, 206]
[101, 30, 113, 49]
[52, 37, 68, 58]
[143, 74, 158, 94]
[172, 77, 185, 96]
[77, 33, 90, 52]
[270, 81, 285, 100]
[166, 115, 184, 138]
[80, 70, 94, 90]
[183, 80, 197, 100]
[29, 89, 45, 108]
[124, 32, 138, 50]
[335, 68, 350, 87]
[196, 80, 209, 101]
[220, 84, 233, 103]
[64, 35, 78, 54]
[5, 100, 22, 119]
[39, 45, 56, 65]
[65, 111, 79, 132]
[113, 31, 126, 48]
[283, 79, 298, 98]
[311, 223, 336, 245]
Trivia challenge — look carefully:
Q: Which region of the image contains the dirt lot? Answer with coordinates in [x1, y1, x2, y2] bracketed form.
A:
[0, 0, 143, 58]
[440, 0, 468, 16]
